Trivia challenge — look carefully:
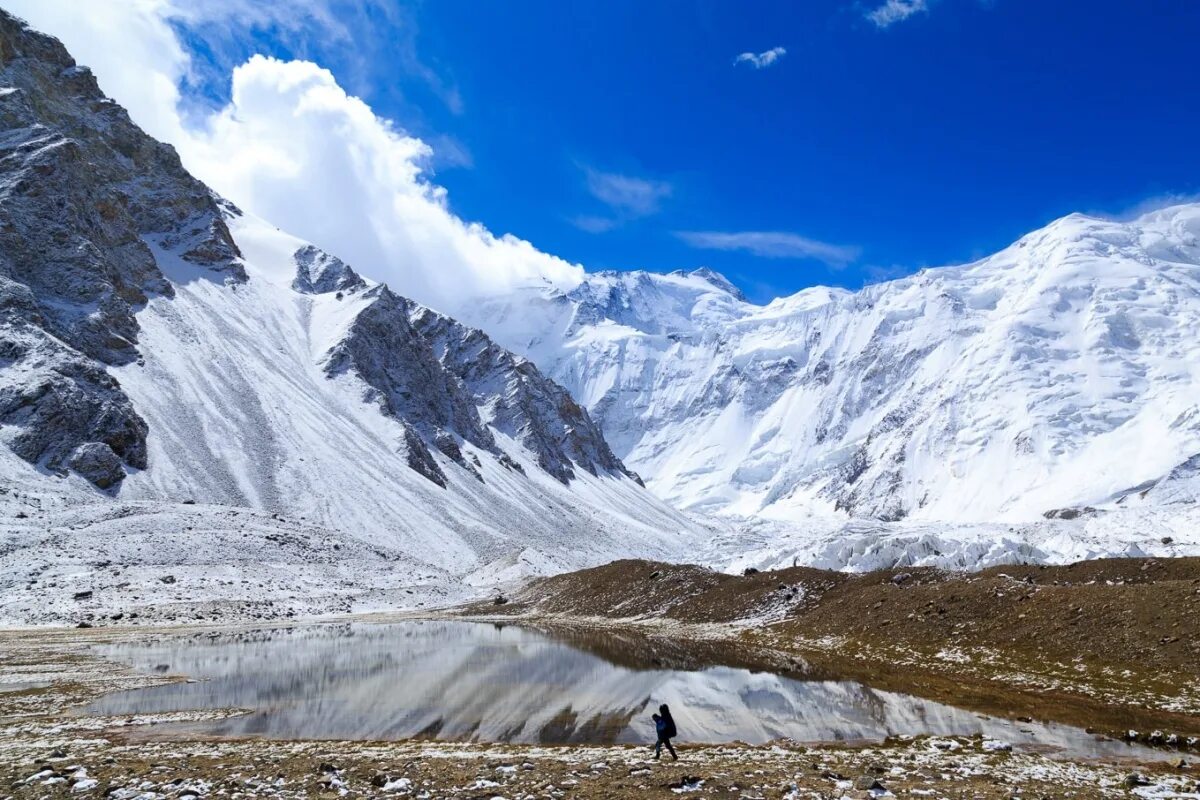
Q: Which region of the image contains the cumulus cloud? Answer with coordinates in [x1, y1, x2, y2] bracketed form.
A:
[733, 46, 787, 69]
[4, 0, 581, 313]
[865, 0, 929, 28]
[185, 55, 580, 304]
[573, 167, 672, 233]
[675, 231, 861, 268]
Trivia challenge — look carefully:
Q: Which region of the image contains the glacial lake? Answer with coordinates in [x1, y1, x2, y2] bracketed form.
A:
[83, 620, 1157, 759]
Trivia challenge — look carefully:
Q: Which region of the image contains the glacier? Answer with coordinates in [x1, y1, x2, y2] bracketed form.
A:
[466, 207, 1200, 568]
[469, 207, 1200, 523]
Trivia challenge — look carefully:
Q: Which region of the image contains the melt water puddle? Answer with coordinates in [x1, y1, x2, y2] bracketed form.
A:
[82, 620, 1157, 759]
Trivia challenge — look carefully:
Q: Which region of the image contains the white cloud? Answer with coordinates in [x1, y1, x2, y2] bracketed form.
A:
[733, 46, 787, 69]
[676, 231, 861, 267]
[570, 215, 620, 234]
[3, 0, 577, 313]
[572, 167, 671, 233]
[584, 168, 672, 217]
[1104, 192, 1200, 222]
[866, 0, 929, 28]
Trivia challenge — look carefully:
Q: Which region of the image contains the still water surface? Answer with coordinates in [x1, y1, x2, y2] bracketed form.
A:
[84, 620, 1152, 759]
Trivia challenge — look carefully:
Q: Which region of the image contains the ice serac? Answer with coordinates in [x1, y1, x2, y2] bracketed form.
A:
[471, 206, 1200, 527]
[0, 11, 241, 487]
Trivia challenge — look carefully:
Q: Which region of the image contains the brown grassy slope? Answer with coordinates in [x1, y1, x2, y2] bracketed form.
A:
[481, 557, 1200, 674]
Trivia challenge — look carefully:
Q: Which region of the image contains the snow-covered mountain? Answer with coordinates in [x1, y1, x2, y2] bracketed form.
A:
[3, 11, 1199, 623]
[470, 208, 1200, 528]
[0, 10, 700, 623]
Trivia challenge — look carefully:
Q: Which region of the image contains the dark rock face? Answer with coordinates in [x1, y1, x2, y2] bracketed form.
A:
[67, 441, 124, 489]
[408, 302, 639, 485]
[1, 335, 148, 475]
[292, 245, 366, 295]
[0, 10, 242, 487]
[321, 285, 639, 486]
[323, 286, 497, 483]
[400, 423, 447, 488]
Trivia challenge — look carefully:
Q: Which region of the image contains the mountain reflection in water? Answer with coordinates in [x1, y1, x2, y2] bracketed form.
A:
[83, 620, 1149, 758]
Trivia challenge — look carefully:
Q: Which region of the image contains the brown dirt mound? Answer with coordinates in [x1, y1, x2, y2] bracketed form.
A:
[482, 557, 1200, 674]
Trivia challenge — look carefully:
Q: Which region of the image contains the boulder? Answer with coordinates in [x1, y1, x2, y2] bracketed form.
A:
[68, 443, 125, 489]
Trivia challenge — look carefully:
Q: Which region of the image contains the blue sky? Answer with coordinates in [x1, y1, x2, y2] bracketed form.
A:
[173, 0, 1200, 303]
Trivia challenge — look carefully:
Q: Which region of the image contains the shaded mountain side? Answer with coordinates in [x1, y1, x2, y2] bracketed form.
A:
[0, 10, 239, 486]
[408, 300, 639, 485]
[0, 11, 699, 590]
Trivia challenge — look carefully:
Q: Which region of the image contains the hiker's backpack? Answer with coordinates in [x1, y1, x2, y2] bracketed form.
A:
[662, 709, 677, 738]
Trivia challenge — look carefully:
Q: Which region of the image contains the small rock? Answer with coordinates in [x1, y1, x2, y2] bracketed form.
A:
[890, 572, 912, 585]
[854, 775, 885, 791]
[668, 775, 703, 790]
[742, 567, 759, 576]
[492, 595, 508, 606]
[370, 773, 389, 788]
[159, 575, 176, 584]
[1123, 772, 1148, 789]
[73, 590, 93, 600]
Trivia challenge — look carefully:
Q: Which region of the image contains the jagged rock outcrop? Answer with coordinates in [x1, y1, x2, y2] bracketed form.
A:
[409, 303, 639, 485]
[0, 10, 242, 487]
[292, 245, 365, 295]
[319, 280, 639, 486]
[321, 285, 497, 482]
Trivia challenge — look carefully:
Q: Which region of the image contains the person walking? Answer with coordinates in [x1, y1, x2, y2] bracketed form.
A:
[652, 703, 678, 760]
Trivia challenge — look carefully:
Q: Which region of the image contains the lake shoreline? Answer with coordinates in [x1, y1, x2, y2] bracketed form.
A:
[453, 556, 1200, 751]
[2, 622, 1199, 798]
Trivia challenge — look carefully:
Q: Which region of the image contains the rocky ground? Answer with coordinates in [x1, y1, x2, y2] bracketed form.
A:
[1, 626, 1199, 799]
[465, 557, 1200, 747]
[2, 557, 1200, 798]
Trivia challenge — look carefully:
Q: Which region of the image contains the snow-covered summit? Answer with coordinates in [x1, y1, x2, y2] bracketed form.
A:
[470, 204, 1200, 526]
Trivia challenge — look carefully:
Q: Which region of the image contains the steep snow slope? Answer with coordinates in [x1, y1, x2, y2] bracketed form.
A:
[0, 12, 702, 624]
[471, 208, 1200, 529]
[113, 212, 694, 577]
